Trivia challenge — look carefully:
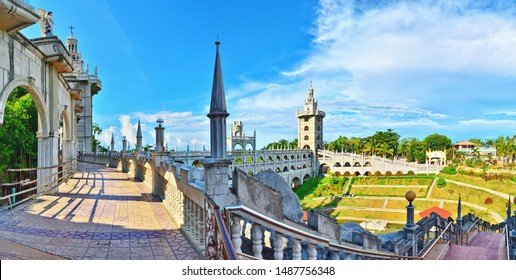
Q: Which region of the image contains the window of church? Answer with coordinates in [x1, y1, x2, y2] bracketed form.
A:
[304, 135, 309, 140]
[304, 126, 309, 131]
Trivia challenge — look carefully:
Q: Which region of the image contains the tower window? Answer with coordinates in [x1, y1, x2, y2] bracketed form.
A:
[304, 135, 309, 141]
[304, 126, 309, 131]
[317, 135, 320, 140]
[317, 126, 320, 131]
[304, 118, 309, 122]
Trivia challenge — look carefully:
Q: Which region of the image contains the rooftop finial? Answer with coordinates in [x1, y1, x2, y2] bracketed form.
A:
[69, 25, 74, 37]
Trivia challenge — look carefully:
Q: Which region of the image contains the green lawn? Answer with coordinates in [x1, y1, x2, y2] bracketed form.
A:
[439, 173, 515, 195]
[429, 181, 507, 218]
[349, 186, 427, 197]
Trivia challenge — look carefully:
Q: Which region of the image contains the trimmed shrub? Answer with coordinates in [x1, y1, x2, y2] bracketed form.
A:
[437, 178, 446, 188]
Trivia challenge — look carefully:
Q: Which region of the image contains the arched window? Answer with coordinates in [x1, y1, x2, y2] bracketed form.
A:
[304, 126, 309, 131]
[316, 135, 320, 140]
[304, 135, 309, 140]
[317, 126, 320, 131]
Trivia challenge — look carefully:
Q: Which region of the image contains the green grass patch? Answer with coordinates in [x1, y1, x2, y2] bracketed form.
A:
[430, 181, 507, 219]
[295, 177, 348, 201]
[439, 173, 515, 195]
[351, 176, 434, 187]
[349, 186, 427, 197]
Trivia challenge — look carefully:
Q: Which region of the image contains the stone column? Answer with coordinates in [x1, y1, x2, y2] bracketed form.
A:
[152, 119, 167, 197]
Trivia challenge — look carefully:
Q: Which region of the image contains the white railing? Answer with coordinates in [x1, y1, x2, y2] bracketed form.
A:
[225, 204, 421, 260]
[418, 222, 453, 260]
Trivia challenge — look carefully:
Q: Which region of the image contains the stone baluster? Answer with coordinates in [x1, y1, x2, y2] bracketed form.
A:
[179, 192, 185, 225]
[185, 198, 192, 232]
[274, 231, 283, 260]
[293, 238, 302, 260]
[252, 223, 263, 259]
[308, 243, 317, 260]
[192, 201, 199, 237]
[332, 250, 340, 260]
[197, 204, 204, 245]
[231, 215, 242, 256]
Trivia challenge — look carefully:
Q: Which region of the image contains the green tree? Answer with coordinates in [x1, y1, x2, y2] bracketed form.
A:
[423, 134, 452, 151]
[91, 123, 105, 152]
[0, 87, 38, 179]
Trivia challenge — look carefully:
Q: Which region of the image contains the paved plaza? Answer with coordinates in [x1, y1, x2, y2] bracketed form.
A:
[0, 163, 199, 260]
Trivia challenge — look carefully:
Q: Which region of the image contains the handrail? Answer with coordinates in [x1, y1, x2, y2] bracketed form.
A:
[465, 218, 481, 233]
[418, 221, 453, 259]
[226, 204, 421, 260]
[0, 161, 76, 210]
[6, 159, 75, 172]
[204, 194, 237, 260]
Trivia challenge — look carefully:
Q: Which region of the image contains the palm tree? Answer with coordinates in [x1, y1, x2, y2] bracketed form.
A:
[378, 142, 394, 158]
[364, 139, 380, 156]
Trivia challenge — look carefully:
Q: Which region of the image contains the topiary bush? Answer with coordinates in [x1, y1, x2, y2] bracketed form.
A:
[437, 178, 446, 188]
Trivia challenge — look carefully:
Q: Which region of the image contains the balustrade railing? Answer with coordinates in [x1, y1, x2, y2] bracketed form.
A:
[204, 194, 237, 260]
[0, 160, 77, 210]
[225, 204, 421, 260]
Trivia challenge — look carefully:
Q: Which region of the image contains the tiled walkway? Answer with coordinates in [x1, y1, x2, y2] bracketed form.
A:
[0, 163, 199, 260]
[442, 231, 507, 260]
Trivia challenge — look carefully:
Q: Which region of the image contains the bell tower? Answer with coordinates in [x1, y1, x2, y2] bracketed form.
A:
[297, 83, 325, 154]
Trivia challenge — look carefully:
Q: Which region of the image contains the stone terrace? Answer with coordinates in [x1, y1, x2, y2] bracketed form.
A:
[0, 162, 199, 260]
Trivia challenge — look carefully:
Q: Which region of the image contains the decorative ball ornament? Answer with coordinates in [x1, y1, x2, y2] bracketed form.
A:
[405, 191, 416, 204]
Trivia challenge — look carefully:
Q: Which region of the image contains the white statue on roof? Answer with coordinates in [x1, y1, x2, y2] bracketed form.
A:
[37, 8, 54, 37]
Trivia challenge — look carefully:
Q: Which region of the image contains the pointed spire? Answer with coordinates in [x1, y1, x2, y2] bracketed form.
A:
[110, 133, 115, 151]
[136, 119, 142, 138]
[457, 194, 462, 221]
[136, 120, 143, 152]
[508, 195, 512, 221]
[207, 40, 230, 159]
[208, 41, 229, 117]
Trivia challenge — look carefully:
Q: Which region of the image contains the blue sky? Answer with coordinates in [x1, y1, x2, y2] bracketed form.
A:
[21, 0, 516, 151]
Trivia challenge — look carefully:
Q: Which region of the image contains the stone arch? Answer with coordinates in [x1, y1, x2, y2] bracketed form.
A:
[364, 162, 372, 167]
[344, 171, 351, 176]
[290, 165, 295, 170]
[354, 162, 361, 167]
[303, 174, 311, 181]
[304, 126, 309, 131]
[364, 171, 371, 176]
[257, 156, 264, 163]
[319, 163, 329, 174]
[344, 162, 351, 167]
[407, 170, 415, 175]
[245, 143, 254, 151]
[374, 171, 382, 176]
[302, 145, 310, 150]
[385, 171, 393, 176]
[276, 155, 281, 161]
[283, 155, 288, 160]
[0, 78, 49, 135]
[334, 162, 341, 167]
[304, 135, 309, 141]
[354, 171, 361, 176]
[303, 154, 307, 159]
[275, 167, 281, 173]
[233, 143, 243, 151]
[267, 156, 273, 162]
[396, 171, 404, 176]
[247, 170, 253, 176]
[290, 177, 301, 188]
[282, 166, 288, 172]
[334, 171, 341, 177]
[192, 160, 203, 167]
[302, 164, 307, 169]
[290, 155, 295, 160]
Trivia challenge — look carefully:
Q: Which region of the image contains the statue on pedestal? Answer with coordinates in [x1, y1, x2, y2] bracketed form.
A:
[37, 9, 54, 37]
